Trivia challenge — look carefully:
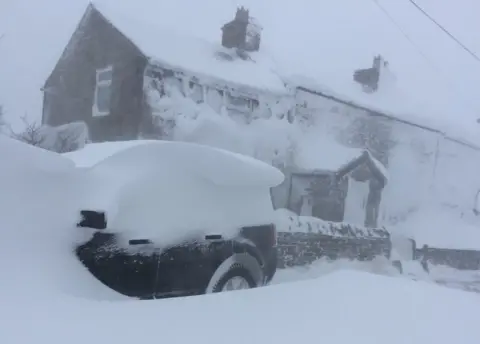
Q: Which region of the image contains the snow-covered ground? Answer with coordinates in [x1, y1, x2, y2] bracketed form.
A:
[3, 270, 480, 344]
[275, 258, 480, 295]
[2, 1, 480, 341]
[389, 204, 480, 250]
[1, 136, 480, 343]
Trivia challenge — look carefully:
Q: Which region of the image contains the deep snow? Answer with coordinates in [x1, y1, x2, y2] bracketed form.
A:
[2, 0, 480, 142]
[2, 271, 480, 344]
[1, 135, 480, 344]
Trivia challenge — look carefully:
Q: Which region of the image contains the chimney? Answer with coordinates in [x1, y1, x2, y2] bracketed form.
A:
[353, 55, 387, 93]
[221, 6, 262, 52]
[235, 7, 249, 23]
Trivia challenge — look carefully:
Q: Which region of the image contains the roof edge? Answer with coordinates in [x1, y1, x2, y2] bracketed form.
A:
[42, 3, 96, 90]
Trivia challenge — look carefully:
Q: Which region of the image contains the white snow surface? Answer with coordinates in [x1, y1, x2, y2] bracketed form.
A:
[65, 140, 283, 244]
[390, 204, 480, 250]
[294, 134, 363, 172]
[1, 135, 480, 343]
[66, 140, 284, 187]
[0, 135, 75, 173]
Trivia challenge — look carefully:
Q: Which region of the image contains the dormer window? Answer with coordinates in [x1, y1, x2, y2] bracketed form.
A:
[93, 65, 113, 117]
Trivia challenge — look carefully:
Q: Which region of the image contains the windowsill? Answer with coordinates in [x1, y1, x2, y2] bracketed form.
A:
[92, 109, 110, 117]
[226, 105, 251, 113]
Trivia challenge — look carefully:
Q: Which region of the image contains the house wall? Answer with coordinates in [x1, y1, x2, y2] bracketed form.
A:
[43, 7, 147, 142]
[293, 89, 392, 227]
[140, 62, 288, 139]
[433, 138, 480, 212]
[379, 120, 439, 225]
[295, 87, 480, 230]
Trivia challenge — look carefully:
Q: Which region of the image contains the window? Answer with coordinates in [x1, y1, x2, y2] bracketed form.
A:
[226, 91, 258, 112]
[188, 81, 204, 103]
[93, 65, 113, 117]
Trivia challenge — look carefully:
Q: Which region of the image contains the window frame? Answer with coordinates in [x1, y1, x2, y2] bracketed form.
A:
[225, 90, 258, 113]
[92, 65, 113, 117]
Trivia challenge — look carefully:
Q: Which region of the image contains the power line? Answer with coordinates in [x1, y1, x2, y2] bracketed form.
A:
[406, 0, 480, 63]
[370, 0, 443, 75]
[370, 0, 480, 115]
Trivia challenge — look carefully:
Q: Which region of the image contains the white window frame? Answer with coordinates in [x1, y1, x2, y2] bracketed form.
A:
[92, 65, 113, 117]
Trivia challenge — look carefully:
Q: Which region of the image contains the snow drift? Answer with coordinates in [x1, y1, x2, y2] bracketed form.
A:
[1, 136, 480, 344]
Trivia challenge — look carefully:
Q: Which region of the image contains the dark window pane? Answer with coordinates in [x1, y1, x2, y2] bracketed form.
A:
[96, 84, 111, 113]
[227, 93, 250, 108]
[98, 68, 113, 82]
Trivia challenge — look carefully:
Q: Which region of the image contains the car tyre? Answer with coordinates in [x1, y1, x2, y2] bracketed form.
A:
[211, 264, 257, 293]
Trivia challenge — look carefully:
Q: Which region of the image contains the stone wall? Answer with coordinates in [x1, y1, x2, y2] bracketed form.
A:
[277, 231, 391, 268]
[416, 245, 480, 271]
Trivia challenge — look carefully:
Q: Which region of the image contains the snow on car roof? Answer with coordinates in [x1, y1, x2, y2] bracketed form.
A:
[63, 140, 159, 169]
[71, 140, 283, 243]
[66, 140, 284, 188]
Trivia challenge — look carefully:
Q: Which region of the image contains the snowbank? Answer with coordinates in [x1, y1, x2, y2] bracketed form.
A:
[2, 270, 480, 344]
[0, 135, 75, 173]
[1, 135, 479, 344]
[0, 136, 124, 300]
[389, 205, 480, 250]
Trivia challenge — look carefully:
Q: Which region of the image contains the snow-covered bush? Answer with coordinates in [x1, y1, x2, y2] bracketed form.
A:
[10, 117, 89, 153]
[47, 121, 90, 153]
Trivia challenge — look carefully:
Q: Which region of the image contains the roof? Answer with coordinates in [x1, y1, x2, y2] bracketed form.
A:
[262, 0, 480, 145]
[90, 2, 288, 96]
[90, 0, 480, 146]
[294, 139, 365, 173]
[40, 0, 480, 147]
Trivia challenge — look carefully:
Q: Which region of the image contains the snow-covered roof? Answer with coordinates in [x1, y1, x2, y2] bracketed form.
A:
[292, 129, 389, 184]
[295, 139, 364, 173]
[3, 0, 480, 145]
[263, 0, 480, 145]
[90, 2, 287, 96]
[89, 0, 480, 146]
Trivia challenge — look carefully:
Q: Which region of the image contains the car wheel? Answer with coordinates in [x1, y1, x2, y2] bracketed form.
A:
[211, 265, 257, 293]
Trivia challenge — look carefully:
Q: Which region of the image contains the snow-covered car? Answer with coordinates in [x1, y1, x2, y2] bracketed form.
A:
[68, 140, 284, 299]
